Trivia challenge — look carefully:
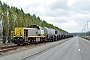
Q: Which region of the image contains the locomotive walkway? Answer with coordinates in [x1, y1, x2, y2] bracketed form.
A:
[0, 36, 90, 60]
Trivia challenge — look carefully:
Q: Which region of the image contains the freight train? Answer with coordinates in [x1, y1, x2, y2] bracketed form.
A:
[11, 25, 73, 45]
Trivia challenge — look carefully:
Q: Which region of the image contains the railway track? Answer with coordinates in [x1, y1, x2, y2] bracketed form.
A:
[0, 44, 18, 54]
[0, 42, 48, 55]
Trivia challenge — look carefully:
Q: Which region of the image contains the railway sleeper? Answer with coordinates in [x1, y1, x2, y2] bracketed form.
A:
[0, 47, 17, 53]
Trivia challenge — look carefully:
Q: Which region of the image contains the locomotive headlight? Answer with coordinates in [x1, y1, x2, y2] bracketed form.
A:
[20, 35, 22, 37]
[21, 36, 22, 37]
[14, 35, 16, 37]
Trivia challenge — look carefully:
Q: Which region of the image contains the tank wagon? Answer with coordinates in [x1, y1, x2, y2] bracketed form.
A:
[43, 27, 56, 42]
[55, 30, 61, 40]
[11, 25, 73, 45]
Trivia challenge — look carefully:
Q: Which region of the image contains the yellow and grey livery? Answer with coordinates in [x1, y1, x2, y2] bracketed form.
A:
[12, 25, 46, 45]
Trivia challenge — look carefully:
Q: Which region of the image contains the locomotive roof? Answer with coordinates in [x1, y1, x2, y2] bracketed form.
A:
[24, 28, 38, 30]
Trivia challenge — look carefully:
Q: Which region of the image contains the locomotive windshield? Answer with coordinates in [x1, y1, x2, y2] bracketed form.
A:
[30, 25, 40, 29]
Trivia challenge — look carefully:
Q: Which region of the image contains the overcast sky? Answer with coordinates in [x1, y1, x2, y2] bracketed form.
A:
[1, 0, 90, 33]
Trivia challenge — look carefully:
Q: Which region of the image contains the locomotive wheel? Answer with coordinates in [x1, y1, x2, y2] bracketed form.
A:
[17, 43, 20, 46]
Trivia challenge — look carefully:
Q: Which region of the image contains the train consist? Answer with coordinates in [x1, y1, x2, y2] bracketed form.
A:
[11, 25, 73, 45]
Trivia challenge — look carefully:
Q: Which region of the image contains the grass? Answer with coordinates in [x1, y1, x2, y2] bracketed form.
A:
[0, 40, 3, 44]
[0, 40, 13, 45]
[82, 36, 90, 41]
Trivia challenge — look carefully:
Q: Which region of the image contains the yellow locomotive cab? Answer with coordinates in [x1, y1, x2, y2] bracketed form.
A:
[15, 28, 24, 37]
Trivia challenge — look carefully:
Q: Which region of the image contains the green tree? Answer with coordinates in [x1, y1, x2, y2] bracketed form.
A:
[0, 0, 68, 44]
